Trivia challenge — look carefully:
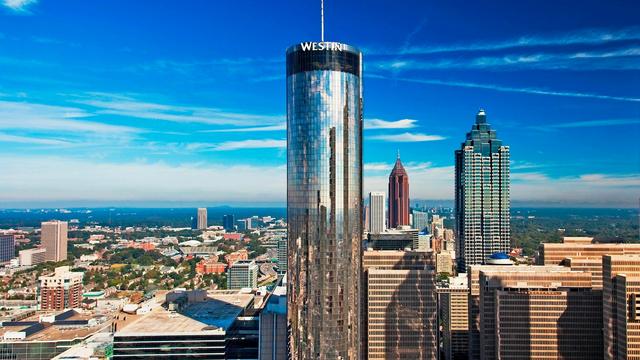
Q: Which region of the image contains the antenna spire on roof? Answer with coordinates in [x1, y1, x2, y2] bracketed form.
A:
[397, 149, 400, 159]
[321, 0, 325, 41]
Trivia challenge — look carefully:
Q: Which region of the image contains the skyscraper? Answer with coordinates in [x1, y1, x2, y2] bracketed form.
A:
[369, 191, 385, 234]
[363, 250, 437, 359]
[603, 255, 640, 359]
[197, 208, 207, 230]
[388, 154, 409, 228]
[277, 236, 287, 275]
[223, 214, 235, 231]
[412, 209, 428, 232]
[41, 220, 68, 262]
[455, 110, 510, 272]
[287, 40, 363, 360]
[0, 234, 15, 263]
[471, 265, 602, 360]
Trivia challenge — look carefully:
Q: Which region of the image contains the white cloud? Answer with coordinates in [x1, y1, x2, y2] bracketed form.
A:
[212, 139, 286, 151]
[0, 156, 287, 203]
[72, 92, 283, 126]
[2, 0, 37, 12]
[0, 100, 140, 134]
[369, 132, 446, 142]
[368, 74, 640, 103]
[203, 123, 286, 133]
[372, 27, 640, 55]
[372, 47, 640, 72]
[550, 119, 640, 128]
[0, 133, 71, 146]
[364, 165, 455, 199]
[364, 162, 393, 171]
[365, 118, 417, 130]
[365, 161, 433, 172]
[0, 155, 636, 207]
[510, 172, 640, 206]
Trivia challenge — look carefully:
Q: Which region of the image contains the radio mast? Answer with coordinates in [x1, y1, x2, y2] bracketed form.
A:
[321, 0, 324, 41]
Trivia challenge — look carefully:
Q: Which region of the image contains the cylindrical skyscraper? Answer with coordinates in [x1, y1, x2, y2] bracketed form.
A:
[286, 41, 363, 360]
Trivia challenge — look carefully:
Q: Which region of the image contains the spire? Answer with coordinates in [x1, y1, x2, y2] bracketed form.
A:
[321, 0, 324, 41]
[390, 153, 407, 176]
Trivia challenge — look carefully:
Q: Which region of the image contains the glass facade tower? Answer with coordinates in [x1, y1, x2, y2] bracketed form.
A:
[455, 110, 510, 272]
[286, 41, 363, 360]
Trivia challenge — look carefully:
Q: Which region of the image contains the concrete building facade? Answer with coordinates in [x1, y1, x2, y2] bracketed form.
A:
[603, 255, 640, 360]
[227, 260, 258, 290]
[363, 250, 436, 359]
[41, 221, 68, 262]
[369, 192, 386, 234]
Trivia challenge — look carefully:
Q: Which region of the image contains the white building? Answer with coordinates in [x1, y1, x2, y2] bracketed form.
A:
[369, 192, 386, 234]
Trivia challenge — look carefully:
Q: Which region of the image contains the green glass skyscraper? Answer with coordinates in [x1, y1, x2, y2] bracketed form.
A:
[455, 110, 510, 272]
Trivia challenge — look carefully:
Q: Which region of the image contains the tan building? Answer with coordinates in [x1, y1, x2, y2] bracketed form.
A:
[18, 247, 47, 266]
[603, 255, 640, 360]
[197, 207, 207, 230]
[438, 274, 469, 360]
[471, 265, 602, 360]
[38, 266, 83, 310]
[41, 220, 68, 262]
[538, 236, 640, 288]
[363, 250, 436, 359]
[436, 251, 453, 274]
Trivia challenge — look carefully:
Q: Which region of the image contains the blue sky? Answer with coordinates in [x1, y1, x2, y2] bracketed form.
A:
[0, 0, 638, 207]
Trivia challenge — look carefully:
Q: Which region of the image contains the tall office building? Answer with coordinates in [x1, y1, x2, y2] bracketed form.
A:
[277, 236, 287, 275]
[412, 210, 428, 232]
[369, 192, 385, 234]
[430, 214, 444, 234]
[438, 274, 469, 360]
[388, 155, 409, 228]
[227, 260, 258, 289]
[197, 208, 207, 230]
[38, 266, 83, 310]
[363, 205, 370, 233]
[287, 40, 363, 360]
[455, 110, 510, 272]
[469, 265, 602, 360]
[362, 250, 437, 359]
[41, 220, 68, 262]
[260, 278, 288, 360]
[0, 234, 15, 263]
[223, 214, 235, 231]
[603, 255, 640, 360]
[539, 236, 640, 288]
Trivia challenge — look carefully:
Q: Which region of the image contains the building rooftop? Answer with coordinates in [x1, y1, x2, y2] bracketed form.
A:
[117, 291, 253, 336]
[0, 310, 109, 342]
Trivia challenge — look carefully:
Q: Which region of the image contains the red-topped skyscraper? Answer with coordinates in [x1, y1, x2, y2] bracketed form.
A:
[388, 152, 410, 228]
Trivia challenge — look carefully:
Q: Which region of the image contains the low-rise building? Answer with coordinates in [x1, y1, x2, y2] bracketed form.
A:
[19, 248, 47, 266]
[196, 258, 227, 275]
[228, 260, 258, 290]
[113, 290, 255, 359]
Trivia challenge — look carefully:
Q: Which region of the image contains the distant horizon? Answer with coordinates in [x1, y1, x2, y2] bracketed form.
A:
[0, 200, 637, 210]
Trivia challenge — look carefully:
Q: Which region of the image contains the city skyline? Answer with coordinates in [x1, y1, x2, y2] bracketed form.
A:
[0, 1, 638, 208]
